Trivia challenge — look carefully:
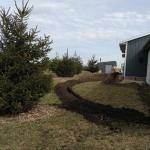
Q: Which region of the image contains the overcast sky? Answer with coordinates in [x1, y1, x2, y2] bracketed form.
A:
[1, 0, 150, 65]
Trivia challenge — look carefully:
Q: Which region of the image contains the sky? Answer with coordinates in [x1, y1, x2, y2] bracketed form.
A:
[1, 0, 150, 66]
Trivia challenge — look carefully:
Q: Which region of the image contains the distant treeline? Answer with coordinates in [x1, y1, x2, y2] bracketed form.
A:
[49, 54, 99, 77]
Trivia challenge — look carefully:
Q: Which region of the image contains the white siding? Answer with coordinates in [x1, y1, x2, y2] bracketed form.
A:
[105, 65, 112, 74]
[146, 50, 150, 85]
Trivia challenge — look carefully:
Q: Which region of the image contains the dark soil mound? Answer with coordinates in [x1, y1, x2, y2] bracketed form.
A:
[55, 78, 150, 127]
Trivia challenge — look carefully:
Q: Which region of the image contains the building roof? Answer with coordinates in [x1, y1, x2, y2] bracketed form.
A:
[119, 33, 150, 53]
[120, 33, 150, 44]
[98, 61, 117, 66]
[119, 43, 126, 53]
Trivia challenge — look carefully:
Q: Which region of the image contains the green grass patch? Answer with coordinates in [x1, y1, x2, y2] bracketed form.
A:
[39, 89, 61, 105]
[39, 78, 62, 105]
[73, 81, 149, 115]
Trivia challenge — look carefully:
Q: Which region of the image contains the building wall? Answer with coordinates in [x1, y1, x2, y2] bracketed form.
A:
[98, 61, 117, 73]
[146, 50, 150, 85]
[125, 35, 150, 77]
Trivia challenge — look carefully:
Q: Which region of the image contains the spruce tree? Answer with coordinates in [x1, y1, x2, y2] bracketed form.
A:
[87, 56, 99, 73]
[0, 0, 53, 114]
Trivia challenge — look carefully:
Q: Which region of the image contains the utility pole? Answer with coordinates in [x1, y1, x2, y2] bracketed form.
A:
[55, 52, 59, 58]
[66, 48, 69, 58]
[100, 57, 102, 63]
[74, 50, 77, 57]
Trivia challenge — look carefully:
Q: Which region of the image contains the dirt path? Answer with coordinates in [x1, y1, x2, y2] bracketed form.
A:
[55, 79, 150, 127]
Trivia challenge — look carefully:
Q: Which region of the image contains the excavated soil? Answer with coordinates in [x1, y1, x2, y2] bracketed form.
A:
[55, 78, 150, 127]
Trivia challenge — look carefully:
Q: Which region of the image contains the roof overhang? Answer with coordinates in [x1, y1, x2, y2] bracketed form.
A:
[119, 33, 150, 54]
[119, 42, 126, 54]
[120, 33, 150, 43]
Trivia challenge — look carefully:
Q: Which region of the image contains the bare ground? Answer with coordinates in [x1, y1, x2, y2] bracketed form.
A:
[55, 78, 150, 127]
[0, 105, 58, 124]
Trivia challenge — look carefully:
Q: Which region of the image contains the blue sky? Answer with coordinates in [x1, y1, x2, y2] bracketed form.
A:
[1, 0, 150, 65]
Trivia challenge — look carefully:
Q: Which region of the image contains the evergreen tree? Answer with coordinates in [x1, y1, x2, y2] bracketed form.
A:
[72, 52, 82, 74]
[53, 51, 83, 77]
[87, 56, 99, 73]
[49, 55, 60, 73]
[0, 0, 53, 114]
[56, 54, 76, 77]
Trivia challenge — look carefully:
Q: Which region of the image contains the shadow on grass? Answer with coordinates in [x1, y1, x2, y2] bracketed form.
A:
[55, 79, 150, 127]
[138, 85, 150, 114]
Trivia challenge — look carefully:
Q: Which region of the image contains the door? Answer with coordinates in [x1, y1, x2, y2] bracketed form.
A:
[105, 65, 112, 74]
[146, 50, 150, 85]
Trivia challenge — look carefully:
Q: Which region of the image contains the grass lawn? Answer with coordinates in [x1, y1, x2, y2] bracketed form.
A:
[73, 81, 150, 116]
[39, 90, 61, 105]
[0, 76, 150, 149]
[0, 107, 150, 150]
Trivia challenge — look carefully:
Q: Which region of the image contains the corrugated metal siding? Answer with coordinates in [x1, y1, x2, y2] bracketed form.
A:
[125, 35, 149, 77]
[146, 50, 150, 84]
[98, 61, 117, 73]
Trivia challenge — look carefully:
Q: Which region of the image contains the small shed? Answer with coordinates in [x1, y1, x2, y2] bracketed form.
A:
[97, 61, 117, 74]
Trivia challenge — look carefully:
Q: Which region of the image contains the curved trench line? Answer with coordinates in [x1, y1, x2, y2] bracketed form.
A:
[55, 79, 150, 126]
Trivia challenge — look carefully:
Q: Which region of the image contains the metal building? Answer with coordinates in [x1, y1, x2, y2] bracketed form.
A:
[119, 33, 150, 84]
[97, 61, 117, 74]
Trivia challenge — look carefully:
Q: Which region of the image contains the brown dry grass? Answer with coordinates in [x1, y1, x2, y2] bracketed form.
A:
[0, 105, 57, 124]
[0, 107, 149, 150]
[0, 72, 149, 149]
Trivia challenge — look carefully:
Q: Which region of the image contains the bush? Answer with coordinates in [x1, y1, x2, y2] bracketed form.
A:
[52, 54, 83, 77]
[87, 56, 99, 73]
[49, 57, 60, 73]
[72, 56, 83, 74]
[0, 1, 53, 114]
[56, 56, 76, 77]
[103, 72, 121, 84]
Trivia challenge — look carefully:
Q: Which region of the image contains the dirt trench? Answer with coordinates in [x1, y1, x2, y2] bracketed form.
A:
[55, 78, 150, 127]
